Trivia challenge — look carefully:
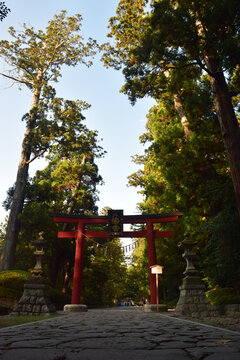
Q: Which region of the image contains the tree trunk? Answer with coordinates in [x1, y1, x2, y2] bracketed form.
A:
[173, 94, 193, 139]
[164, 70, 192, 139]
[205, 54, 240, 217]
[0, 87, 41, 270]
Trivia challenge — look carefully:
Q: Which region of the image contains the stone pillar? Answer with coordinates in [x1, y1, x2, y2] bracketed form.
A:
[10, 232, 56, 316]
[175, 239, 211, 317]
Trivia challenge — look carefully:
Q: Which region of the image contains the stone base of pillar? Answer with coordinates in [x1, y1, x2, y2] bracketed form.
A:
[10, 279, 56, 316]
[175, 275, 213, 317]
[144, 304, 168, 312]
[64, 304, 88, 312]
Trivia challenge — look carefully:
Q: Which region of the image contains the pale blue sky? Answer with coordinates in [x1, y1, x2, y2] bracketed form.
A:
[0, 0, 155, 224]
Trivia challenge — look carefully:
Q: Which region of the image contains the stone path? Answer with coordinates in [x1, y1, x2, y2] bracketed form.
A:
[0, 307, 240, 359]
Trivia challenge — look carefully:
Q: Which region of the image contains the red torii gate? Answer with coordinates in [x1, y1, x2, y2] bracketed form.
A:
[52, 211, 181, 305]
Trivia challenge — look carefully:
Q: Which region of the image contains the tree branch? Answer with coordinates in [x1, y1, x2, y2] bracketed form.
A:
[26, 148, 47, 164]
[163, 61, 199, 70]
[195, 59, 212, 76]
[0, 72, 32, 86]
[42, 40, 66, 75]
[161, 59, 213, 76]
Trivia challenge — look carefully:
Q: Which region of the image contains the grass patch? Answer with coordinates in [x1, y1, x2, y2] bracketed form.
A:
[0, 314, 59, 329]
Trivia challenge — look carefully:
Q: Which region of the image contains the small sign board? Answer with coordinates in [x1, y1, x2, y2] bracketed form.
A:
[108, 210, 124, 236]
[150, 265, 163, 274]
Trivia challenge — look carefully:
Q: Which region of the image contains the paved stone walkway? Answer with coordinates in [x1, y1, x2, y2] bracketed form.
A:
[0, 307, 240, 359]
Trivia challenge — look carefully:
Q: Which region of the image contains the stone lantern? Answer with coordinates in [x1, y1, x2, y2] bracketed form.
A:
[175, 236, 211, 317]
[31, 231, 47, 278]
[11, 232, 56, 316]
[180, 239, 199, 277]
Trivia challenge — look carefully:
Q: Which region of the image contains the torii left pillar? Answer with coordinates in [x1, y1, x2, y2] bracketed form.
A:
[64, 222, 88, 312]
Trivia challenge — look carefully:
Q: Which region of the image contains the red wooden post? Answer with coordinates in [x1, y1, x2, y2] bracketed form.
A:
[71, 222, 85, 304]
[146, 221, 157, 304]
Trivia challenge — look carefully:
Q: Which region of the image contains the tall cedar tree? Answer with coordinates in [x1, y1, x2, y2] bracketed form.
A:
[8, 112, 105, 287]
[0, 11, 97, 270]
[102, 0, 240, 217]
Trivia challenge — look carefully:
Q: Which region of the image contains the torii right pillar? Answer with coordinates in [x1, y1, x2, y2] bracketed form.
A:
[146, 221, 157, 304]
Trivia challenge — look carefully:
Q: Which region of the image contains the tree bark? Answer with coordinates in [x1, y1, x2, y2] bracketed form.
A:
[205, 54, 240, 217]
[173, 94, 193, 139]
[164, 70, 192, 139]
[0, 86, 41, 270]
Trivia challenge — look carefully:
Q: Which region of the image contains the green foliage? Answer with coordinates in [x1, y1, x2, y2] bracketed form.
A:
[104, 0, 240, 103]
[105, 0, 240, 225]
[0, 2, 10, 21]
[206, 287, 240, 305]
[0, 286, 22, 301]
[82, 238, 127, 307]
[13, 103, 105, 281]
[202, 194, 240, 289]
[125, 236, 184, 304]
[128, 78, 240, 292]
[104, 0, 240, 299]
[101, 0, 150, 71]
[0, 270, 31, 309]
[0, 11, 98, 166]
[3, 93, 105, 286]
[0, 270, 70, 310]
[0, 11, 100, 270]
[0, 11, 97, 87]
[14, 206, 57, 272]
[0, 270, 31, 290]
[155, 235, 184, 303]
[47, 287, 71, 310]
[125, 240, 150, 302]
